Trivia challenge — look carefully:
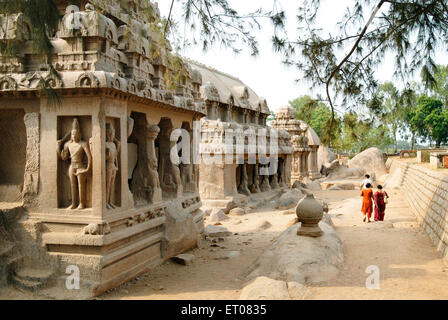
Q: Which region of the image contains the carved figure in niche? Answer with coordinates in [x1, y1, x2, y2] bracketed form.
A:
[148, 157, 162, 202]
[59, 118, 92, 210]
[172, 162, 184, 196]
[106, 123, 121, 209]
[146, 124, 162, 203]
[238, 164, 251, 196]
[250, 164, 261, 193]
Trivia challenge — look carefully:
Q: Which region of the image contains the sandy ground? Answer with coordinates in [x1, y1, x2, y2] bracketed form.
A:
[2, 187, 448, 300]
[308, 189, 448, 300]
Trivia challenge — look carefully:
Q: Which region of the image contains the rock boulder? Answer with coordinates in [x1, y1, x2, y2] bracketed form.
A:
[348, 147, 387, 178]
[244, 221, 343, 285]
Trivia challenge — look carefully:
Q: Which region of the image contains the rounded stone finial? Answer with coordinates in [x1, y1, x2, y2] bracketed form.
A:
[296, 193, 324, 237]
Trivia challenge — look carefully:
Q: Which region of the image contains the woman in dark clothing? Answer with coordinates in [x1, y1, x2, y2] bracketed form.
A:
[374, 185, 389, 221]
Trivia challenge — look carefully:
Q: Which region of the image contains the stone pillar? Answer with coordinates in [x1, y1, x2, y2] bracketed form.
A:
[270, 172, 280, 189]
[91, 109, 107, 217]
[300, 153, 308, 179]
[308, 145, 321, 180]
[260, 164, 271, 192]
[23, 112, 40, 207]
[238, 163, 251, 196]
[417, 150, 422, 163]
[250, 163, 261, 193]
[146, 125, 162, 203]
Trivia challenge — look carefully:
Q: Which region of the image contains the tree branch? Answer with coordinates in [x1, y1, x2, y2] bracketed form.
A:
[325, 0, 387, 146]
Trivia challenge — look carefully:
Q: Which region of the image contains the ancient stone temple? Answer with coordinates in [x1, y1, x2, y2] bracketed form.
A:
[187, 60, 293, 209]
[0, 0, 205, 298]
[271, 106, 316, 184]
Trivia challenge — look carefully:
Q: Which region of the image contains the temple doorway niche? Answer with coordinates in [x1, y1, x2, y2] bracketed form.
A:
[57, 116, 93, 209]
[128, 112, 149, 207]
[157, 118, 182, 199]
[106, 117, 121, 209]
[0, 109, 27, 202]
[278, 157, 285, 186]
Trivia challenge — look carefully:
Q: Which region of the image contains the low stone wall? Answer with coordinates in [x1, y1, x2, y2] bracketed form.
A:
[393, 161, 448, 259]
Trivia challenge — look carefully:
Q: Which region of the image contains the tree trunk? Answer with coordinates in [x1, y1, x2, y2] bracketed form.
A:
[393, 129, 398, 153]
[410, 131, 415, 150]
[436, 140, 441, 148]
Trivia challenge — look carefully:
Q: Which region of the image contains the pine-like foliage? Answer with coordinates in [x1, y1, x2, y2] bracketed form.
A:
[272, 0, 448, 143]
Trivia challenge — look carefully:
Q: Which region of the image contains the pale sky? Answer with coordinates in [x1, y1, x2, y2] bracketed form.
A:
[157, 0, 448, 114]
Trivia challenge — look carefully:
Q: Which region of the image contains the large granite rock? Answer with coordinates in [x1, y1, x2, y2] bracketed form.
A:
[240, 277, 309, 300]
[325, 162, 364, 180]
[318, 145, 336, 173]
[275, 189, 304, 210]
[348, 147, 387, 178]
[163, 203, 202, 258]
[244, 221, 343, 285]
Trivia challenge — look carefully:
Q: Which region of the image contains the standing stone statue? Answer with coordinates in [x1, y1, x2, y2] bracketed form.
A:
[106, 123, 120, 209]
[148, 157, 162, 203]
[59, 118, 92, 210]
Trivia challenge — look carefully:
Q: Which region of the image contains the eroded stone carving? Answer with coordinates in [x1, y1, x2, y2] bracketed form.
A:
[238, 164, 251, 196]
[250, 164, 261, 193]
[83, 222, 111, 235]
[146, 124, 162, 203]
[260, 165, 272, 192]
[270, 172, 280, 189]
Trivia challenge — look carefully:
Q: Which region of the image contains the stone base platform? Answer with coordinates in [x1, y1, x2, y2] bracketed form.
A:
[3, 195, 204, 299]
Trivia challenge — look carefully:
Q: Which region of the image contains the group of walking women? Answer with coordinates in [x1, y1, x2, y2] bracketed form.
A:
[360, 174, 389, 223]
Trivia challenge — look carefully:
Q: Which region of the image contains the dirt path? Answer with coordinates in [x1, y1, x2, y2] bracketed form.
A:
[100, 205, 295, 300]
[308, 189, 448, 300]
[2, 188, 448, 300]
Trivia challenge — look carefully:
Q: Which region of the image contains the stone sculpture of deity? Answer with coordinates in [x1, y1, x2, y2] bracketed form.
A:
[106, 123, 121, 209]
[59, 118, 92, 210]
[148, 157, 162, 202]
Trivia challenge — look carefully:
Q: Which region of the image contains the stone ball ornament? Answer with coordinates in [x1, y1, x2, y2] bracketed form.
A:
[296, 193, 324, 237]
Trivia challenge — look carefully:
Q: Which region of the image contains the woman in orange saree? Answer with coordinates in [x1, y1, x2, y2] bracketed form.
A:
[361, 183, 374, 223]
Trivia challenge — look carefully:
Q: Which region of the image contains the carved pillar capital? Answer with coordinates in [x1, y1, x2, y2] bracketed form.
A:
[146, 124, 160, 140]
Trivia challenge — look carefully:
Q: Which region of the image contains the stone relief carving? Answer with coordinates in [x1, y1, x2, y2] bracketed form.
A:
[106, 123, 120, 210]
[0, 75, 18, 90]
[58, 118, 92, 210]
[83, 222, 111, 235]
[75, 72, 100, 88]
[146, 125, 162, 203]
